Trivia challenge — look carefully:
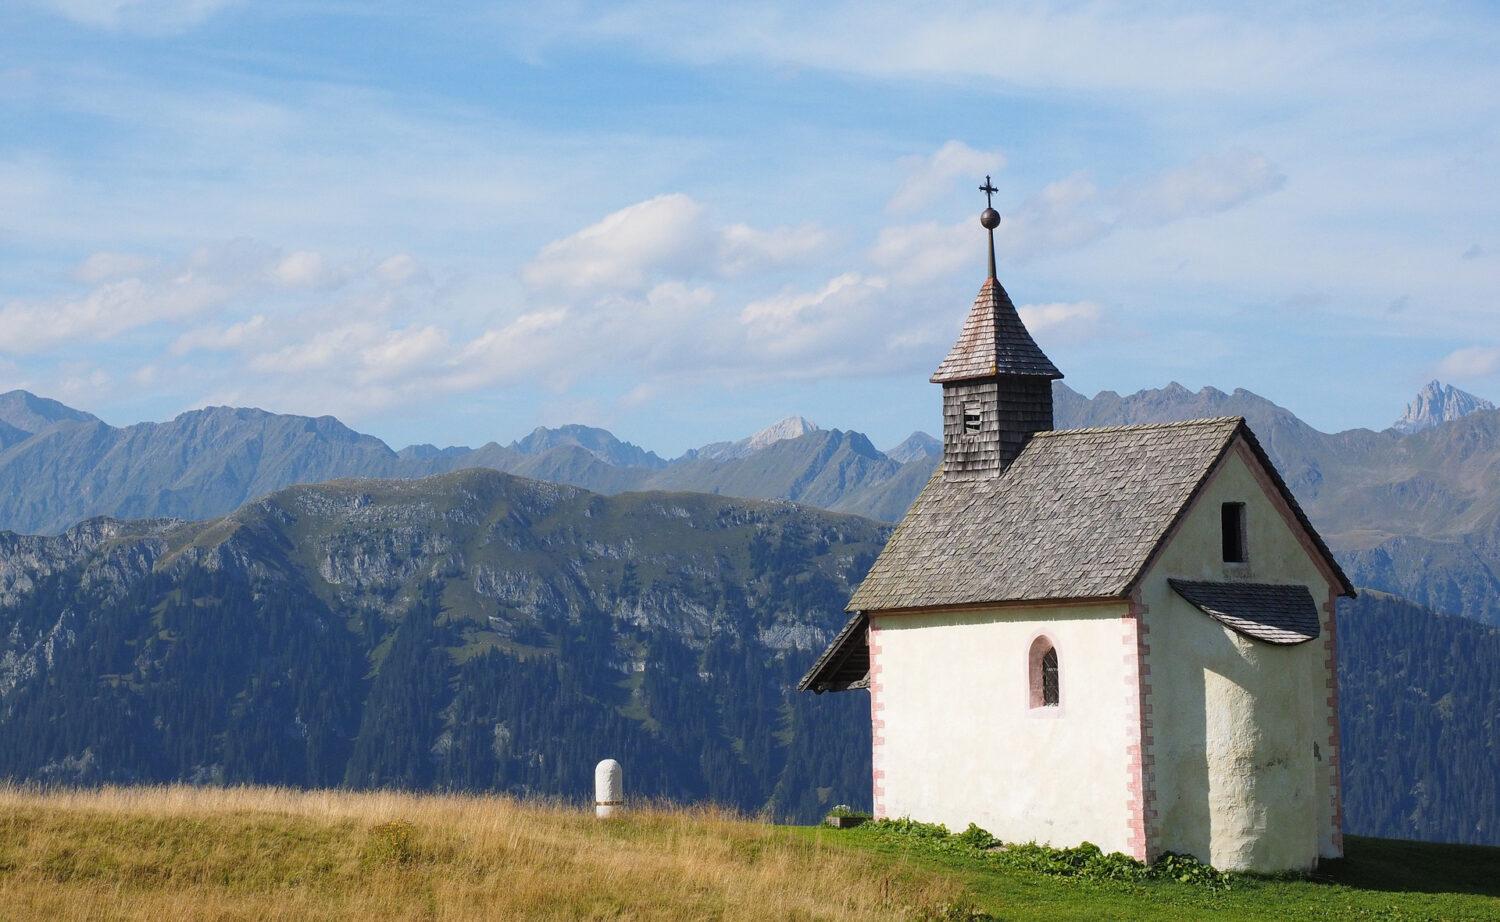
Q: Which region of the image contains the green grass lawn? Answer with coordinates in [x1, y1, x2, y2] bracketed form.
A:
[798, 826, 1500, 921]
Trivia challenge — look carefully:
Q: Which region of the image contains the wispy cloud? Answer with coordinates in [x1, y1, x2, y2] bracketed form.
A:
[36, 0, 238, 33]
[171, 314, 268, 356]
[522, 193, 829, 293]
[73, 251, 156, 283]
[871, 149, 1286, 281]
[1115, 151, 1286, 227]
[516, 2, 1490, 103]
[0, 273, 229, 354]
[1438, 346, 1500, 380]
[1017, 301, 1104, 343]
[887, 141, 1005, 214]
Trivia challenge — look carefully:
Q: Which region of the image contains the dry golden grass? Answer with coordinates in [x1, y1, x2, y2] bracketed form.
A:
[0, 785, 962, 921]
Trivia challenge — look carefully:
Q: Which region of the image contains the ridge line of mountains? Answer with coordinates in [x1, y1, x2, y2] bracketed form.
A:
[2, 378, 1497, 625]
[0, 380, 1495, 845]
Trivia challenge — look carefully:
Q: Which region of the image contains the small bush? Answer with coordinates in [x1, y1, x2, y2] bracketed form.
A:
[876, 817, 951, 839]
[364, 820, 421, 867]
[855, 818, 1235, 890]
[827, 804, 870, 819]
[956, 823, 998, 850]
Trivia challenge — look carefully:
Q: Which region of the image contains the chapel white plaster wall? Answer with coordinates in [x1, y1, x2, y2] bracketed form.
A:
[871, 601, 1135, 854]
[1139, 441, 1338, 873]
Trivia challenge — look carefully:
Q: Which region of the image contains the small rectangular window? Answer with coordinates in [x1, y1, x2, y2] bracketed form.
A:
[1221, 502, 1247, 563]
[963, 406, 981, 434]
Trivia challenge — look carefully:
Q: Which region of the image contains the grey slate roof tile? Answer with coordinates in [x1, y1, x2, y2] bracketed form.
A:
[1169, 579, 1321, 644]
[848, 417, 1245, 611]
[931, 278, 1063, 383]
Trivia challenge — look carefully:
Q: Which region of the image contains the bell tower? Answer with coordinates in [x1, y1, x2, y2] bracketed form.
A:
[932, 177, 1064, 479]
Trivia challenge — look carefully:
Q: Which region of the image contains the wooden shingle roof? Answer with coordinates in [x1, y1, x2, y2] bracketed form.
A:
[847, 416, 1354, 613]
[796, 612, 870, 694]
[1169, 579, 1321, 644]
[930, 277, 1063, 383]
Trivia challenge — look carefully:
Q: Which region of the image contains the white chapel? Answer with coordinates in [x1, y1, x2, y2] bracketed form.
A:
[800, 186, 1355, 873]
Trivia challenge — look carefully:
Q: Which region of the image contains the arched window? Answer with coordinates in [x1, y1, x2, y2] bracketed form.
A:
[1028, 636, 1060, 709]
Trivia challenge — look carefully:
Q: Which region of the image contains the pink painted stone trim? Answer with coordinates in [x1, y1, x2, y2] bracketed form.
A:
[868, 619, 887, 819]
[1123, 593, 1157, 862]
[1323, 589, 1344, 856]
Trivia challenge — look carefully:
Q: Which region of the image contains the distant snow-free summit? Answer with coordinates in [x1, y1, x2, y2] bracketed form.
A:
[689, 416, 821, 461]
[1392, 380, 1494, 434]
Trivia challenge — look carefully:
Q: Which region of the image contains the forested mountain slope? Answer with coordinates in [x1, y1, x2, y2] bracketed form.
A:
[0, 470, 879, 821]
[1339, 591, 1499, 845]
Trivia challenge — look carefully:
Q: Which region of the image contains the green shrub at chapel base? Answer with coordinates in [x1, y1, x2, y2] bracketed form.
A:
[853, 818, 1236, 890]
[826, 804, 871, 819]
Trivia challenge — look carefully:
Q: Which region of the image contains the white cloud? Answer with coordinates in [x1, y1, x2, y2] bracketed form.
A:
[74, 251, 155, 283]
[740, 273, 894, 362]
[523, 194, 831, 292]
[1116, 151, 1286, 227]
[1437, 346, 1500, 379]
[719, 222, 829, 275]
[1001, 173, 1112, 260]
[4, 240, 441, 361]
[869, 221, 973, 283]
[1017, 301, 1104, 343]
[375, 253, 428, 286]
[0, 273, 227, 354]
[523, 193, 708, 292]
[873, 151, 1286, 279]
[888, 141, 1006, 214]
[357, 325, 451, 383]
[52, 362, 112, 404]
[270, 250, 352, 289]
[440, 309, 572, 391]
[38, 0, 238, 33]
[537, 3, 1476, 101]
[171, 314, 268, 355]
[250, 323, 372, 376]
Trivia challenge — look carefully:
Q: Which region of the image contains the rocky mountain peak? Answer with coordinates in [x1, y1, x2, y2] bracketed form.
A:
[0, 390, 96, 435]
[1393, 381, 1495, 434]
[510, 424, 666, 470]
[885, 431, 941, 463]
[687, 416, 821, 462]
[746, 416, 819, 452]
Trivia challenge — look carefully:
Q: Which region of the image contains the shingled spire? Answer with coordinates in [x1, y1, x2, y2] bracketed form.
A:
[934, 180, 1063, 478]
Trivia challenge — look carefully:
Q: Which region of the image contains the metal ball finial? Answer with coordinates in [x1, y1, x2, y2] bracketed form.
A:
[979, 175, 1001, 279]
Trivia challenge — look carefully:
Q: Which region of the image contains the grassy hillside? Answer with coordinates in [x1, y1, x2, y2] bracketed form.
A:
[1, 787, 1497, 921]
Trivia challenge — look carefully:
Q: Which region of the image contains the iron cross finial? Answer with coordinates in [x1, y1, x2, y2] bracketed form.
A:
[978, 176, 1001, 280]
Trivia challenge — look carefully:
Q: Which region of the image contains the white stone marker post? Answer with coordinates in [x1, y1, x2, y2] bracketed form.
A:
[595, 758, 622, 818]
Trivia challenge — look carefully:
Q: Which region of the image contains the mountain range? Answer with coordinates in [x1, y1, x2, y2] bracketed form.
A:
[2, 380, 1497, 624]
[0, 468, 1493, 844]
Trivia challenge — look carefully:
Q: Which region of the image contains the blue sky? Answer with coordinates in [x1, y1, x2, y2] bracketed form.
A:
[2, 1, 1497, 455]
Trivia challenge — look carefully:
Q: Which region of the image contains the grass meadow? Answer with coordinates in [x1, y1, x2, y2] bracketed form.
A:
[1, 785, 1496, 920]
